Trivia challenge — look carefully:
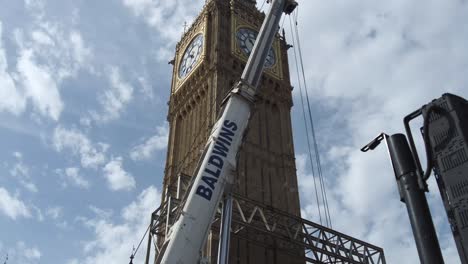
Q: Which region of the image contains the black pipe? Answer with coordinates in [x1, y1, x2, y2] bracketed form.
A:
[387, 134, 444, 264]
[404, 109, 428, 191]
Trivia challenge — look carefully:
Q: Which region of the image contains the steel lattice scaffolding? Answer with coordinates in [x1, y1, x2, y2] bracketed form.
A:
[145, 174, 386, 264]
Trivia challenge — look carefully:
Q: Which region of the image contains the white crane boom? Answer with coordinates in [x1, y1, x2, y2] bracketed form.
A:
[156, 1, 297, 263]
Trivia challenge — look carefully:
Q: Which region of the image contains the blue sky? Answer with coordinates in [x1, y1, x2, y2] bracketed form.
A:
[0, 0, 467, 263]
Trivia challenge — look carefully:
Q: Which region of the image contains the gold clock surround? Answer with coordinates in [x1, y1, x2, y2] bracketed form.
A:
[174, 18, 207, 93]
[231, 14, 284, 80]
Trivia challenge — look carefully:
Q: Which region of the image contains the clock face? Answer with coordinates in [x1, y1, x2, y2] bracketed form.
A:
[236, 27, 276, 68]
[178, 34, 204, 79]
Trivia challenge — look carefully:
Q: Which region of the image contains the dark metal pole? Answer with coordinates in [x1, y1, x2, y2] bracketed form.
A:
[387, 134, 444, 264]
[145, 217, 154, 264]
[217, 194, 233, 264]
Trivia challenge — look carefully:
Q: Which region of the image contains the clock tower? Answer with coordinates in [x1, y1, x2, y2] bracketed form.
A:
[162, 0, 302, 262]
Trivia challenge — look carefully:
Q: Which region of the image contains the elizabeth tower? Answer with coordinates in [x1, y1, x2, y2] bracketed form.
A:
[162, 0, 303, 262]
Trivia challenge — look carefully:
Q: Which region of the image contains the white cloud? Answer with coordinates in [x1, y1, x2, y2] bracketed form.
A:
[102, 157, 136, 191]
[13, 151, 23, 159]
[0, 5, 93, 121]
[122, 0, 204, 61]
[46, 206, 63, 220]
[31, 205, 44, 222]
[67, 259, 79, 264]
[297, 151, 432, 264]
[18, 6, 93, 81]
[91, 67, 134, 123]
[69, 31, 92, 67]
[24, 0, 45, 12]
[0, 21, 26, 115]
[53, 126, 107, 169]
[21, 182, 38, 194]
[290, 1, 468, 263]
[9, 158, 38, 193]
[24, 246, 41, 260]
[55, 167, 91, 189]
[137, 76, 154, 99]
[10, 161, 29, 177]
[291, 0, 468, 104]
[130, 123, 168, 161]
[73, 186, 159, 264]
[79, 116, 92, 128]
[0, 187, 31, 220]
[31, 30, 54, 46]
[17, 48, 63, 121]
[89, 205, 113, 220]
[65, 167, 90, 189]
[4, 241, 41, 264]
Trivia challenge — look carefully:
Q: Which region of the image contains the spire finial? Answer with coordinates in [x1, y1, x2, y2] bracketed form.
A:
[129, 246, 135, 264]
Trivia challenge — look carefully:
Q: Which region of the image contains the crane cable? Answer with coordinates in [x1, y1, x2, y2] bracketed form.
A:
[289, 8, 333, 228]
[129, 224, 151, 262]
[288, 16, 323, 226]
[260, 0, 267, 11]
[293, 8, 332, 228]
[293, 7, 332, 228]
